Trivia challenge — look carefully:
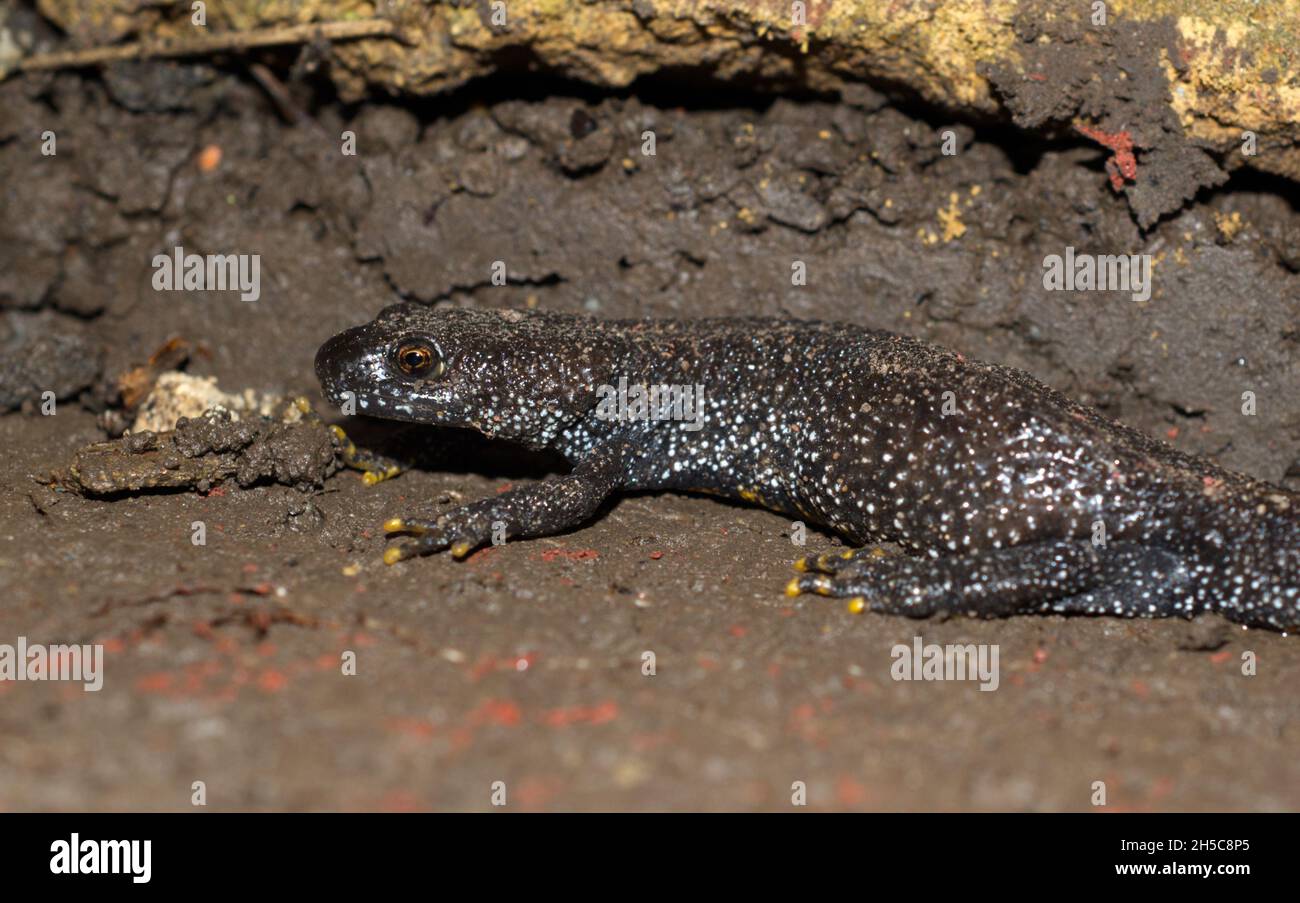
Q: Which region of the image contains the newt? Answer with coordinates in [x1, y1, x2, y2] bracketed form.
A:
[315, 305, 1299, 631]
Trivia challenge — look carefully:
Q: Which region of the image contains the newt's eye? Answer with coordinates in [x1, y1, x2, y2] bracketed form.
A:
[394, 343, 442, 377]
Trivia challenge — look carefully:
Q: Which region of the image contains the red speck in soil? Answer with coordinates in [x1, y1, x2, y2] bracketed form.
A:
[257, 669, 288, 692]
[540, 548, 600, 563]
[136, 673, 174, 693]
[728, 624, 748, 638]
[1209, 650, 1233, 665]
[474, 699, 522, 726]
[515, 776, 562, 809]
[542, 701, 618, 727]
[1166, 427, 1180, 440]
[835, 775, 869, 807]
[649, 550, 663, 560]
[1075, 124, 1139, 190]
[376, 790, 423, 812]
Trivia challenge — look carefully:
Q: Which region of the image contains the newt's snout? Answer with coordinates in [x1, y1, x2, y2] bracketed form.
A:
[315, 325, 371, 406]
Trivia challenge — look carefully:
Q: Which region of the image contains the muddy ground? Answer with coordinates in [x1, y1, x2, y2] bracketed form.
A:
[1, 51, 1298, 811]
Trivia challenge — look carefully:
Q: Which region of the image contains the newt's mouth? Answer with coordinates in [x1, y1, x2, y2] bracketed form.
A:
[318, 381, 424, 420]
[344, 392, 423, 419]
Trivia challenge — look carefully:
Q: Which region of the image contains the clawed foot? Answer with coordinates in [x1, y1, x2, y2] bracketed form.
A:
[330, 425, 403, 485]
[788, 546, 896, 613]
[793, 545, 892, 575]
[382, 506, 497, 564]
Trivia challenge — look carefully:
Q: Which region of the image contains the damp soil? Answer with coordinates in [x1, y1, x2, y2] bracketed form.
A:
[1, 59, 1298, 812]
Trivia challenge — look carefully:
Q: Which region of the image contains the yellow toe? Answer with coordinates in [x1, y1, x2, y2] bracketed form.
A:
[383, 517, 405, 533]
[382, 547, 404, 566]
[785, 578, 802, 597]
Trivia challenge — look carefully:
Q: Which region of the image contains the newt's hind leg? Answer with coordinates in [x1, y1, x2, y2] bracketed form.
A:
[1039, 550, 1197, 619]
[786, 540, 1185, 619]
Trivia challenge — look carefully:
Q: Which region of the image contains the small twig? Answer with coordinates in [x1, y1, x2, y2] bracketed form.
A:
[248, 61, 324, 133]
[16, 19, 408, 72]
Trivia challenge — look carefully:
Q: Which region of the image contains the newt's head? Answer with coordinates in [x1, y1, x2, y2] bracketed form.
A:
[315, 304, 608, 446]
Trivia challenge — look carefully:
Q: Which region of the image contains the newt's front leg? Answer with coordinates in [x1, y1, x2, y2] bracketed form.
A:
[330, 425, 404, 485]
[382, 440, 635, 564]
[295, 398, 406, 485]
